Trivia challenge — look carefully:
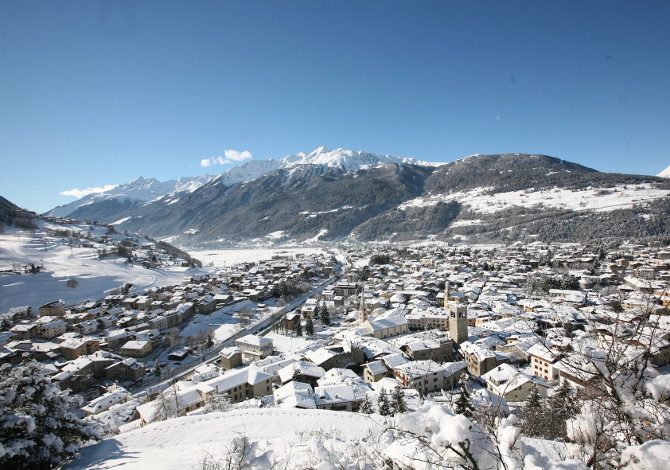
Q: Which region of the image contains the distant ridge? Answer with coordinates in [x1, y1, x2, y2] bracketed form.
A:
[45, 149, 670, 245]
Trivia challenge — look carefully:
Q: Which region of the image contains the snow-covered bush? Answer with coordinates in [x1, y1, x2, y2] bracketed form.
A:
[0, 361, 101, 468]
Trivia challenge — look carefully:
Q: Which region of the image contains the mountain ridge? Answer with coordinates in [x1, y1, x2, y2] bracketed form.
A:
[44, 148, 670, 246]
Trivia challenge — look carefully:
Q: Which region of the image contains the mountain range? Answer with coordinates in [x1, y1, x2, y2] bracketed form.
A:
[36, 147, 670, 246]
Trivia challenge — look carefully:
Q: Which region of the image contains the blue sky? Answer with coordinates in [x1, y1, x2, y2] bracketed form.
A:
[1, 0, 669, 212]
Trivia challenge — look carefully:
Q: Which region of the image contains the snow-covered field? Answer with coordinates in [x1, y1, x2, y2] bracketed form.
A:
[190, 247, 327, 267]
[399, 183, 670, 215]
[68, 408, 383, 470]
[179, 300, 257, 343]
[264, 331, 320, 354]
[0, 228, 198, 311]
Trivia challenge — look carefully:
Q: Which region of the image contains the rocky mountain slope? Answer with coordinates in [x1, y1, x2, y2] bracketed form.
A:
[49, 148, 670, 246]
[0, 195, 35, 230]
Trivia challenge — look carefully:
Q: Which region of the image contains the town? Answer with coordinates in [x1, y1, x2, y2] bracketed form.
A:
[2, 235, 669, 451]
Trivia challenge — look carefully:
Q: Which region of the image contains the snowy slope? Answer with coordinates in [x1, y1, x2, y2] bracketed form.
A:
[0, 222, 200, 311]
[399, 183, 670, 214]
[280, 146, 439, 171]
[658, 164, 670, 178]
[68, 408, 383, 470]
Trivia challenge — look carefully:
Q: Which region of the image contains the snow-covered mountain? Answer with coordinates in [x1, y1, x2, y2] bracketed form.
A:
[279, 146, 441, 170]
[44, 149, 670, 245]
[658, 164, 670, 178]
[47, 147, 439, 218]
[47, 175, 216, 218]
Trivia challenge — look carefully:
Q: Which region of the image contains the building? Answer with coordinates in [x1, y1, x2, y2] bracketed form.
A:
[393, 360, 448, 393]
[235, 334, 273, 360]
[448, 302, 468, 345]
[482, 364, 546, 402]
[39, 300, 66, 317]
[59, 337, 100, 360]
[363, 360, 390, 383]
[201, 365, 273, 404]
[460, 341, 499, 377]
[527, 343, 561, 382]
[220, 347, 243, 370]
[120, 340, 153, 358]
[363, 313, 409, 339]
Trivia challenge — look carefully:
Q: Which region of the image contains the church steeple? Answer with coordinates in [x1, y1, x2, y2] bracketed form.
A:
[443, 281, 450, 308]
[359, 283, 367, 321]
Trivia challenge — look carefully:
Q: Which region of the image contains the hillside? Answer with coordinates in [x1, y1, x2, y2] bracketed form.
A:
[67, 408, 384, 469]
[0, 219, 202, 311]
[48, 148, 670, 246]
[0, 195, 35, 231]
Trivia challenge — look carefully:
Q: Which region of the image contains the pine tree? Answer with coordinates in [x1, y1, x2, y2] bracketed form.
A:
[305, 315, 314, 336]
[377, 389, 392, 416]
[320, 303, 331, 325]
[521, 384, 546, 438]
[295, 320, 303, 337]
[359, 395, 373, 414]
[0, 361, 101, 468]
[454, 383, 474, 419]
[391, 385, 407, 415]
[546, 381, 577, 440]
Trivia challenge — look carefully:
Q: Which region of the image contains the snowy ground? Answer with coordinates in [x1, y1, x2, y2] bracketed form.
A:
[264, 331, 320, 354]
[68, 408, 384, 470]
[399, 183, 670, 215]
[190, 247, 327, 267]
[0, 228, 198, 311]
[179, 300, 257, 343]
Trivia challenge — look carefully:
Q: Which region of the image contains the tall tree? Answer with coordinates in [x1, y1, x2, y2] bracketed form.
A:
[295, 320, 303, 337]
[320, 303, 331, 325]
[359, 395, 373, 414]
[391, 385, 408, 415]
[377, 389, 392, 416]
[454, 383, 474, 419]
[304, 315, 314, 336]
[546, 381, 577, 440]
[0, 362, 101, 468]
[521, 384, 546, 438]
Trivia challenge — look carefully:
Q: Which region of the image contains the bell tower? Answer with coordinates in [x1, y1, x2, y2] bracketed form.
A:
[359, 283, 368, 321]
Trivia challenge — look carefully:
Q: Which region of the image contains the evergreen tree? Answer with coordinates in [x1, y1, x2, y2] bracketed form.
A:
[546, 381, 577, 440]
[391, 385, 407, 415]
[295, 320, 303, 337]
[359, 395, 373, 414]
[377, 389, 392, 416]
[0, 361, 101, 468]
[454, 383, 474, 419]
[521, 384, 546, 438]
[320, 303, 331, 325]
[304, 315, 314, 336]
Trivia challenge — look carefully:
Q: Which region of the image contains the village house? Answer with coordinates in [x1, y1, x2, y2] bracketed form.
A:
[120, 339, 153, 358]
[59, 337, 100, 360]
[483, 363, 547, 402]
[219, 346, 243, 370]
[200, 365, 273, 404]
[38, 300, 66, 317]
[460, 341, 500, 378]
[527, 343, 561, 382]
[105, 358, 147, 382]
[393, 360, 448, 393]
[235, 334, 274, 360]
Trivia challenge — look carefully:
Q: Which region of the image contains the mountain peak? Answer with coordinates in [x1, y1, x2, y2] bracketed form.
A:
[658, 164, 670, 178]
